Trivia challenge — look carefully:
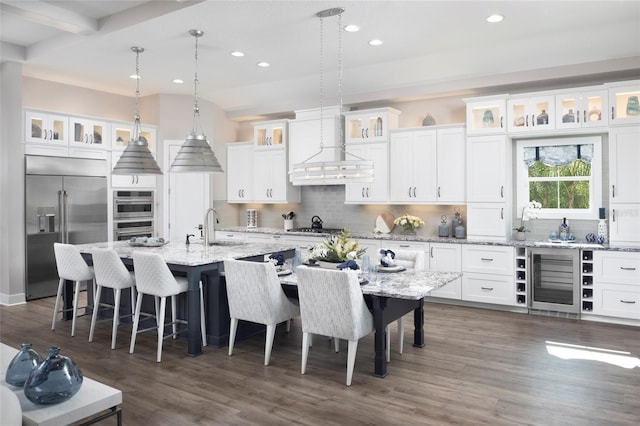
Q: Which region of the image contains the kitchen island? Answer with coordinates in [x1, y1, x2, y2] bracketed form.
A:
[76, 240, 296, 355]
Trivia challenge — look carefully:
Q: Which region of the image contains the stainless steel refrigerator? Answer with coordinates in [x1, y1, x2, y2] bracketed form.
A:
[25, 155, 108, 300]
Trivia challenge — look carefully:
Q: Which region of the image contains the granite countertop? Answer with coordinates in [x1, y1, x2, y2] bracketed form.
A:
[218, 226, 640, 252]
[280, 269, 462, 300]
[75, 240, 296, 267]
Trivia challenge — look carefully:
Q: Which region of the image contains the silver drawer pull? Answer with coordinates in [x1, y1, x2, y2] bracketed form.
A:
[399, 244, 410, 248]
[620, 267, 637, 271]
[481, 287, 494, 291]
[620, 300, 636, 304]
[480, 258, 494, 262]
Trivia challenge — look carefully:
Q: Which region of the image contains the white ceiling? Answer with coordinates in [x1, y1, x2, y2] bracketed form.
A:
[2, 0, 639, 121]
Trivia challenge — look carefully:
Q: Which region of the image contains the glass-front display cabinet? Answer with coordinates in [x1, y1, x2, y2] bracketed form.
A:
[111, 122, 156, 153]
[507, 95, 555, 133]
[464, 95, 507, 135]
[253, 119, 287, 148]
[608, 81, 640, 124]
[343, 107, 400, 143]
[555, 89, 608, 129]
[24, 110, 69, 144]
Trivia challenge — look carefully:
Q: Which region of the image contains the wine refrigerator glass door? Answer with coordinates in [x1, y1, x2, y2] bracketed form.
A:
[530, 248, 580, 314]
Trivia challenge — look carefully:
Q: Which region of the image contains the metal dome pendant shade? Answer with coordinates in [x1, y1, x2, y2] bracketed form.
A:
[170, 29, 223, 173]
[289, 7, 374, 186]
[112, 47, 162, 175]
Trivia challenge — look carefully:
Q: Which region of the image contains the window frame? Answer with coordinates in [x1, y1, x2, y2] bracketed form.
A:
[516, 136, 602, 220]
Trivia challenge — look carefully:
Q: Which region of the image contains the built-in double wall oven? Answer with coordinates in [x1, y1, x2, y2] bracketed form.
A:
[113, 190, 154, 241]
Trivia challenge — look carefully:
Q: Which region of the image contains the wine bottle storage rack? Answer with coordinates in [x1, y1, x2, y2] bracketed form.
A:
[581, 249, 594, 312]
[515, 247, 527, 306]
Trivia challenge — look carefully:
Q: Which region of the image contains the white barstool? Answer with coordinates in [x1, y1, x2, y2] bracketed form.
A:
[129, 251, 206, 362]
[89, 248, 137, 349]
[52, 243, 96, 337]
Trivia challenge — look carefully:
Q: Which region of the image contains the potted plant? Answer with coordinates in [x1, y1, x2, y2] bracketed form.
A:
[514, 201, 542, 240]
[309, 229, 366, 268]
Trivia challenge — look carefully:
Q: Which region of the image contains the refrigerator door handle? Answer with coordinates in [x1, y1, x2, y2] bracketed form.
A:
[63, 190, 69, 243]
[58, 190, 64, 242]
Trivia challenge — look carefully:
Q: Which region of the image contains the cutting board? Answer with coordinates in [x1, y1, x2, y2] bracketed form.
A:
[374, 212, 395, 234]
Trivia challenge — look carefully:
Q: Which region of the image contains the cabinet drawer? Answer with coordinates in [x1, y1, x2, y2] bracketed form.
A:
[214, 231, 246, 242]
[593, 283, 640, 319]
[245, 233, 286, 243]
[462, 273, 514, 306]
[428, 277, 462, 300]
[462, 245, 513, 275]
[594, 251, 640, 285]
[381, 241, 428, 252]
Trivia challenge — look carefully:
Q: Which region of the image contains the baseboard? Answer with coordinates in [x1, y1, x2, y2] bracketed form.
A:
[0, 292, 27, 306]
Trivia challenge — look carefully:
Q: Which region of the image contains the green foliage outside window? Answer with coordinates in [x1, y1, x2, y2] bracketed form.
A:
[528, 159, 591, 209]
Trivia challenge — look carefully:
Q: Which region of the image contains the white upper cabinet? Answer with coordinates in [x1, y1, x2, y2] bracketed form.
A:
[343, 107, 400, 143]
[466, 135, 508, 203]
[609, 126, 640, 204]
[607, 80, 640, 125]
[389, 128, 437, 203]
[226, 142, 254, 203]
[253, 119, 287, 149]
[25, 110, 69, 145]
[110, 151, 157, 188]
[507, 95, 555, 133]
[435, 125, 466, 203]
[555, 89, 608, 129]
[111, 121, 157, 153]
[253, 148, 300, 204]
[69, 117, 109, 148]
[464, 95, 507, 135]
[344, 142, 389, 204]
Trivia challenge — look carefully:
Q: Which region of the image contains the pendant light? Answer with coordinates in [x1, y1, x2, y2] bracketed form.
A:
[112, 47, 162, 175]
[289, 7, 373, 186]
[170, 29, 223, 173]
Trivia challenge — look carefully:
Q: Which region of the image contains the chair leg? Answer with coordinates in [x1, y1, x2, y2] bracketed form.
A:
[228, 318, 238, 356]
[301, 332, 310, 375]
[111, 288, 122, 350]
[398, 317, 404, 355]
[71, 281, 80, 337]
[199, 281, 207, 346]
[88, 285, 103, 342]
[52, 278, 64, 331]
[264, 325, 276, 366]
[386, 325, 391, 363]
[286, 319, 291, 333]
[170, 295, 177, 340]
[129, 294, 144, 354]
[157, 296, 167, 363]
[334, 337, 340, 353]
[346, 340, 359, 386]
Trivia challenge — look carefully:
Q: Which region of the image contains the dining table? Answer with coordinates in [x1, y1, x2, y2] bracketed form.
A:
[75, 240, 296, 356]
[280, 267, 462, 378]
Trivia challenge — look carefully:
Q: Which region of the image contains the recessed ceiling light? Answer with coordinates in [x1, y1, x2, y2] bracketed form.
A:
[230, 51, 245, 57]
[368, 39, 383, 46]
[129, 74, 140, 79]
[344, 24, 359, 32]
[172, 79, 184, 84]
[257, 61, 270, 68]
[486, 14, 504, 23]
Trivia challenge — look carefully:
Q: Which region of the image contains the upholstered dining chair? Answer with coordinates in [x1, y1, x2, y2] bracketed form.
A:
[88, 248, 136, 349]
[383, 249, 427, 362]
[52, 243, 96, 337]
[223, 259, 300, 366]
[129, 251, 206, 362]
[296, 266, 374, 386]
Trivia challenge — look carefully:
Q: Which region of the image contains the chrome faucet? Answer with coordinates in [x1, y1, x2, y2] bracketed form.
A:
[203, 207, 219, 245]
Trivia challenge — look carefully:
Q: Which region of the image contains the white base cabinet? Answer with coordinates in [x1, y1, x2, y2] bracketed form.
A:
[592, 251, 640, 319]
[428, 243, 462, 300]
[461, 245, 515, 306]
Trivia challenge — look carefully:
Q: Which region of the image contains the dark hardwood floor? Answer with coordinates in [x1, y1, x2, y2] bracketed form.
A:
[2, 296, 639, 425]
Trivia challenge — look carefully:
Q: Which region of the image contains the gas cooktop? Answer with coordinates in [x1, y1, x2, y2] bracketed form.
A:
[287, 227, 344, 234]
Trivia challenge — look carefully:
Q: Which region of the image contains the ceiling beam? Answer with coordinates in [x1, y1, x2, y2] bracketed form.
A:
[1, 1, 97, 35]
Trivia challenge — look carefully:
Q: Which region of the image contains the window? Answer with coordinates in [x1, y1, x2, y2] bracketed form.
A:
[516, 136, 602, 220]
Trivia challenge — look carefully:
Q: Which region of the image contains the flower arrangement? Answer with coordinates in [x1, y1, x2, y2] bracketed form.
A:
[394, 214, 424, 233]
[310, 229, 366, 263]
[513, 201, 542, 232]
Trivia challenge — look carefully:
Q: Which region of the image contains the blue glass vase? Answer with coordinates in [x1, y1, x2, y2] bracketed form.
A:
[24, 347, 83, 405]
[5, 343, 43, 387]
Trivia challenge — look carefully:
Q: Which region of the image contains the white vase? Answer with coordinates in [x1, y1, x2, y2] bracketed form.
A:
[283, 219, 293, 231]
[316, 260, 341, 270]
[515, 231, 526, 241]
